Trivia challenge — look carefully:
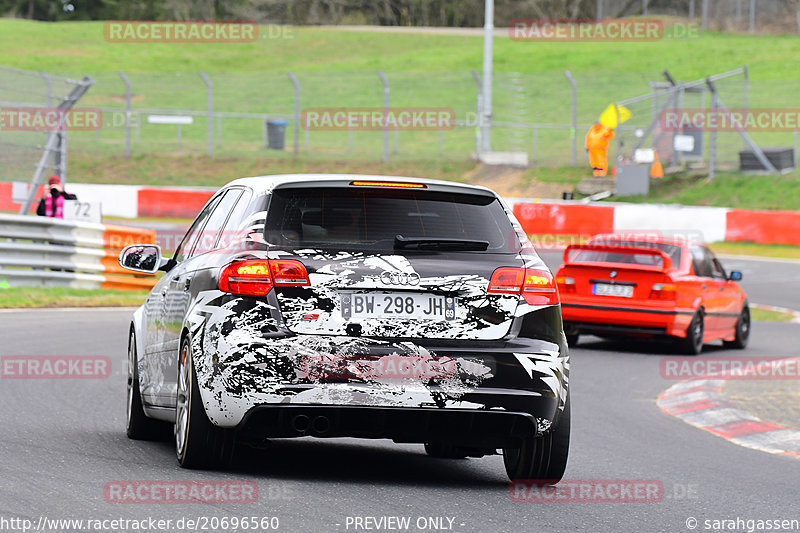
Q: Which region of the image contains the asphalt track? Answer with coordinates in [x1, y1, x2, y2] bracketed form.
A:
[1, 255, 798, 533]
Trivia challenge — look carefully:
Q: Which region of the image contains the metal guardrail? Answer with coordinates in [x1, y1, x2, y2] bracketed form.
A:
[0, 214, 158, 291]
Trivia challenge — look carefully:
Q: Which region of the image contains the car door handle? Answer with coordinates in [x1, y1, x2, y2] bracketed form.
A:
[161, 287, 168, 297]
[701, 284, 707, 289]
[183, 276, 193, 291]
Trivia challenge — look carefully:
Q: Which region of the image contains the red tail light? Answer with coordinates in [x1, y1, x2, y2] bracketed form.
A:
[522, 268, 559, 305]
[488, 267, 559, 305]
[649, 283, 677, 300]
[270, 259, 311, 286]
[220, 259, 310, 296]
[556, 275, 577, 294]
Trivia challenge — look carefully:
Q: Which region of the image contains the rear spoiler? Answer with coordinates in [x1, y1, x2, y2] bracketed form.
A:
[563, 244, 673, 272]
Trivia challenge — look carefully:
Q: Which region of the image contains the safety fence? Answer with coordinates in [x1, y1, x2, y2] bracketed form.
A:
[0, 214, 158, 290]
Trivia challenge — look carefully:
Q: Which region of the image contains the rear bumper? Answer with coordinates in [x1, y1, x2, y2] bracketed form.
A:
[237, 405, 539, 448]
[192, 331, 568, 434]
[561, 302, 695, 338]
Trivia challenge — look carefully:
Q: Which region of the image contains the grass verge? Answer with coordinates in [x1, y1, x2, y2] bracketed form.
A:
[751, 307, 796, 322]
[0, 287, 147, 308]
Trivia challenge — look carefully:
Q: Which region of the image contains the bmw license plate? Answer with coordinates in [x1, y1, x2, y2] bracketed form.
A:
[593, 283, 634, 298]
[341, 293, 456, 320]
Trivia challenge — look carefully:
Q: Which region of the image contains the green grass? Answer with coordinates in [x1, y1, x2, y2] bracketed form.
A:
[0, 287, 148, 308]
[751, 307, 796, 322]
[710, 241, 800, 259]
[613, 171, 800, 210]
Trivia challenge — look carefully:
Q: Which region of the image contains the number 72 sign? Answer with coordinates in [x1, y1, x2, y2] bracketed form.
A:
[63, 200, 102, 223]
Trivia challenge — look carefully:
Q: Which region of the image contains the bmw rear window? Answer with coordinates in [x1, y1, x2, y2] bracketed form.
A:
[264, 187, 516, 252]
[588, 239, 682, 265]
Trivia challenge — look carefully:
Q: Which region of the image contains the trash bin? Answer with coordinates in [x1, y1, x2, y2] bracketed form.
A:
[266, 119, 288, 150]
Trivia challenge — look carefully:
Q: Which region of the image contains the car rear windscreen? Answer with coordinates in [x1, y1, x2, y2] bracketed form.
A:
[264, 187, 516, 252]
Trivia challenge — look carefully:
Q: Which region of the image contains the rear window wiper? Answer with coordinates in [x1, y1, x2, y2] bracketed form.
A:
[394, 235, 489, 251]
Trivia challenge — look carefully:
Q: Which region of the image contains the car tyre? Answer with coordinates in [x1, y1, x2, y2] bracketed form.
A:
[424, 442, 468, 459]
[723, 304, 750, 350]
[175, 337, 235, 469]
[502, 392, 570, 483]
[127, 330, 170, 440]
[682, 310, 705, 355]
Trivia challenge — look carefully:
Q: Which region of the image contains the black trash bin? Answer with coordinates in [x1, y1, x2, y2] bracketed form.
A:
[266, 119, 288, 150]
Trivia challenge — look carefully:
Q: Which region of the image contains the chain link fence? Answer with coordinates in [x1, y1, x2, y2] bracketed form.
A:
[3, 64, 800, 176]
[598, 0, 800, 34]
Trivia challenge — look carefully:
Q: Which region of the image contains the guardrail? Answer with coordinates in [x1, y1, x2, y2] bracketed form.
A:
[0, 214, 158, 291]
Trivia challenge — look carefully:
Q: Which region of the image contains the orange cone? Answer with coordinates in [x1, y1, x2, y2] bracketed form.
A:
[650, 151, 663, 178]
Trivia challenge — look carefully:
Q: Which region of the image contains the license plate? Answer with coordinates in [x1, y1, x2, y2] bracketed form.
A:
[341, 293, 456, 320]
[593, 283, 634, 298]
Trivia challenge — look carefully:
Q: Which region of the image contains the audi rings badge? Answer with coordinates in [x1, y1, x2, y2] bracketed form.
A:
[379, 271, 421, 286]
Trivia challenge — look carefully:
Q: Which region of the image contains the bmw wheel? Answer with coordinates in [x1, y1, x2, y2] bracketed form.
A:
[723, 304, 750, 350]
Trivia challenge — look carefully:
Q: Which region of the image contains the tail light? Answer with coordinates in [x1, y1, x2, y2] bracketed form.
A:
[649, 283, 677, 300]
[556, 276, 576, 294]
[270, 259, 311, 286]
[220, 259, 309, 296]
[488, 267, 559, 305]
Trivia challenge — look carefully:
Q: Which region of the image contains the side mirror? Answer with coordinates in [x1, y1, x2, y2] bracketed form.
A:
[118, 244, 163, 274]
[728, 270, 743, 282]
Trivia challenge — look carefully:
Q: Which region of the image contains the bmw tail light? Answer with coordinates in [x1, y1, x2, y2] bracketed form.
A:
[220, 260, 274, 296]
[522, 269, 559, 305]
[488, 267, 559, 305]
[649, 283, 677, 300]
[556, 275, 576, 294]
[270, 259, 310, 286]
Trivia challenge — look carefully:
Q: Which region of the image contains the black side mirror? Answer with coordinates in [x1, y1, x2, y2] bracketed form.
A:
[118, 244, 163, 274]
[728, 270, 743, 282]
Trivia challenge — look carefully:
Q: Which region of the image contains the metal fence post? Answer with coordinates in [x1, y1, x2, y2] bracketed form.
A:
[119, 71, 132, 158]
[377, 70, 389, 162]
[597, 0, 603, 19]
[199, 72, 213, 156]
[39, 72, 52, 107]
[708, 85, 717, 181]
[287, 72, 300, 157]
[702, 0, 709, 31]
[749, 0, 756, 32]
[471, 70, 483, 158]
[642, 0, 648, 16]
[689, 0, 695, 20]
[564, 70, 577, 166]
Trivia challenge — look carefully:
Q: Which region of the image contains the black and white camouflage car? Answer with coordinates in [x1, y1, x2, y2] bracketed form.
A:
[120, 174, 570, 482]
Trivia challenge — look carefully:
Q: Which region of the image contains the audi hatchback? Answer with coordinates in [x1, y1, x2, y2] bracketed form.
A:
[120, 174, 570, 482]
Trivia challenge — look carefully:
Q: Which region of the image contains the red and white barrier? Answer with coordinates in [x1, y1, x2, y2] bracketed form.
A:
[513, 200, 800, 246]
[3, 183, 800, 246]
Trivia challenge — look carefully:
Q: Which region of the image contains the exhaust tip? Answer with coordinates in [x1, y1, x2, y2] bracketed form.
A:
[291, 414, 311, 434]
[311, 416, 331, 436]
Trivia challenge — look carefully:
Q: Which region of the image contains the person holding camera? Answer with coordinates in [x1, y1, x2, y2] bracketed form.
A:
[36, 175, 77, 218]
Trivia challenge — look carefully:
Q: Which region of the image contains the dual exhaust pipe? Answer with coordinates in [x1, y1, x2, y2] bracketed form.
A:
[290, 414, 331, 436]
